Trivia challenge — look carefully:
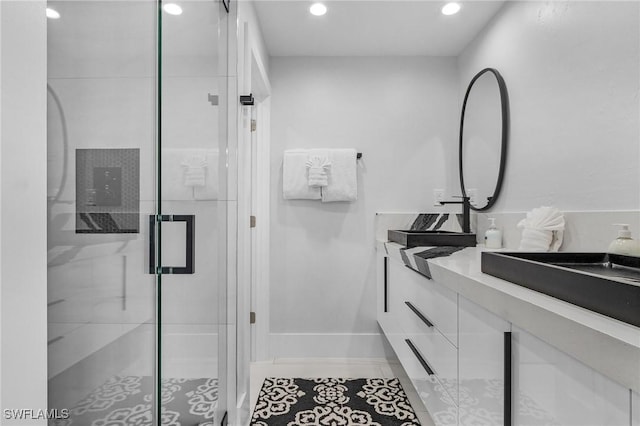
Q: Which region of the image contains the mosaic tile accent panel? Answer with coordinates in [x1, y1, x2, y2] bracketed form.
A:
[76, 148, 140, 233]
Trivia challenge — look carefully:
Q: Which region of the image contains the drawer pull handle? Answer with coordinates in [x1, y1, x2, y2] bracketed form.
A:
[504, 331, 512, 426]
[405, 301, 434, 328]
[384, 257, 388, 313]
[405, 339, 436, 376]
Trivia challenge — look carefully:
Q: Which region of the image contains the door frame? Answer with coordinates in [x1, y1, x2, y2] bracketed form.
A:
[250, 60, 271, 363]
[236, 15, 271, 422]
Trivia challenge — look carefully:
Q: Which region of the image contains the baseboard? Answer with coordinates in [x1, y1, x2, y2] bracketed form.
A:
[268, 333, 392, 358]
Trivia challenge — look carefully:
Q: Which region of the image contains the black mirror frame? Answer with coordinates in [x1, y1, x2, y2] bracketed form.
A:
[459, 67, 509, 211]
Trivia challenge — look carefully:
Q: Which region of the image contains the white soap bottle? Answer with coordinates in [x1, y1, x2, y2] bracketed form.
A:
[608, 224, 640, 256]
[485, 218, 502, 249]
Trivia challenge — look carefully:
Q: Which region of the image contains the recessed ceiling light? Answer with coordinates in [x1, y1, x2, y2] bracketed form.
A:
[310, 3, 327, 16]
[441, 2, 461, 15]
[163, 3, 183, 15]
[46, 7, 60, 19]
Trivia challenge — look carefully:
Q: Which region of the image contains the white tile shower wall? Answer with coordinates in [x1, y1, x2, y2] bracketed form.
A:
[457, 1, 640, 213]
[269, 57, 458, 358]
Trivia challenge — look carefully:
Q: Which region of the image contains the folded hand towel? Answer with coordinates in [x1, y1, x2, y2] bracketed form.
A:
[321, 149, 357, 202]
[181, 154, 208, 187]
[283, 149, 321, 200]
[306, 150, 331, 187]
[517, 206, 565, 251]
[193, 149, 219, 200]
[162, 149, 193, 200]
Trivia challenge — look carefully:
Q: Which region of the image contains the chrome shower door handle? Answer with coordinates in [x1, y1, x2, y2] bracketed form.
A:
[148, 214, 195, 274]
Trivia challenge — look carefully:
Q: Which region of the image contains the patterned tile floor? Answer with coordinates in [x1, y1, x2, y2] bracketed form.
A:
[49, 376, 217, 426]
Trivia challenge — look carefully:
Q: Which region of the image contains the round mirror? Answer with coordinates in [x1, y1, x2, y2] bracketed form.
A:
[459, 68, 509, 211]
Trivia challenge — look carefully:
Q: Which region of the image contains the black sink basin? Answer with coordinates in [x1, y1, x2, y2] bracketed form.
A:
[388, 230, 476, 248]
[481, 252, 640, 327]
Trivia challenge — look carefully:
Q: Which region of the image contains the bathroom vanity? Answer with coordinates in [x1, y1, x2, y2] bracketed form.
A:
[377, 242, 640, 426]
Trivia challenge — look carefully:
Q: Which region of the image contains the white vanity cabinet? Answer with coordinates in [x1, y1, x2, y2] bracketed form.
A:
[387, 259, 458, 396]
[458, 296, 511, 426]
[379, 246, 637, 426]
[512, 325, 630, 426]
[379, 255, 459, 425]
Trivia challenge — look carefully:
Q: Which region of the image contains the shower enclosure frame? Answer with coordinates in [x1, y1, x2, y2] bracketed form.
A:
[45, 0, 239, 424]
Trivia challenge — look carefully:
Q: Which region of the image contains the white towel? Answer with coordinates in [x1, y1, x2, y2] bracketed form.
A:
[193, 149, 219, 200]
[283, 149, 321, 200]
[517, 206, 565, 251]
[321, 149, 357, 202]
[162, 149, 195, 200]
[162, 149, 219, 201]
[306, 149, 331, 187]
[181, 154, 207, 187]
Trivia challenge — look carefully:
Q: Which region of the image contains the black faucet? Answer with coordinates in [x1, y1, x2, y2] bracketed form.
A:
[439, 196, 471, 234]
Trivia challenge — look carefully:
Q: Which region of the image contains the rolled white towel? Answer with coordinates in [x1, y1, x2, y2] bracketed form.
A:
[517, 206, 565, 251]
[519, 228, 553, 251]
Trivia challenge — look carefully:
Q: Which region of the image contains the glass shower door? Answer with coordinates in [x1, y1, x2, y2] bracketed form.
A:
[47, 1, 230, 424]
[47, 2, 158, 424]
[158, 0, 229, 424]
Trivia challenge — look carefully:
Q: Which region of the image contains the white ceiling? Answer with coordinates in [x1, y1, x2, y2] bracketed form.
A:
[253, 0, 506, 57]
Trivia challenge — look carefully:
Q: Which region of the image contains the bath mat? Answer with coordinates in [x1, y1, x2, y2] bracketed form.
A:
[250, 377, 421, 425]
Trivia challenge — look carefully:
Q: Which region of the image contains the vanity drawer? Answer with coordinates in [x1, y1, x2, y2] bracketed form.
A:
[388, 260, 458, 345]
[385, 330, 457, 426]
[406, 328, 458, 407]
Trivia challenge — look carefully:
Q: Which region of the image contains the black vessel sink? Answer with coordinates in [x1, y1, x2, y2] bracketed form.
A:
[481, 252, 640, 328]
[388, 230, 476, 248]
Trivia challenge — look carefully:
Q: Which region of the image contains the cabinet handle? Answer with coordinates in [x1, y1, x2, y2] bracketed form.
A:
[504, 331, 512, 426]
[405, 301, 434, 328]
[384, 257, 388, 313]
[405, 339, 436, 376]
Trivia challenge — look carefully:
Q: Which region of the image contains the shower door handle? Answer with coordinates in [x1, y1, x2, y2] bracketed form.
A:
[148, 214, 195, 274]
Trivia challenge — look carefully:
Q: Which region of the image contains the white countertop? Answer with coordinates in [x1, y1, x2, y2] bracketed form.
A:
[381, 241, 640, 392]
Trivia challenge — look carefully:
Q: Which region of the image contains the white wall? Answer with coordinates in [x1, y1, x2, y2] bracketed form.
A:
[238, 0, 270, 78]
[458, 1, 640, 212]
[269, 56, 458, 357]
[0, 0, 3, 409]
[0, 1, 48, 423]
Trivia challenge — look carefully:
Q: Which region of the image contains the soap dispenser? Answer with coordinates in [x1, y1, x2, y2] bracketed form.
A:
[608, 224, 640, 256]
[485, 218, 502, 249]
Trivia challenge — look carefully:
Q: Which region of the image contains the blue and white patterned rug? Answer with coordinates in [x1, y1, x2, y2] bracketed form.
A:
[251, 378, 421, 426]
[50, 376, 217, 426]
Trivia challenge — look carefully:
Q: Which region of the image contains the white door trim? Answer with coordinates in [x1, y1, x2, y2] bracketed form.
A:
[252, 95, 270, 362]
[235, 12, 272, 423]
[248, 41, 271, 363]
